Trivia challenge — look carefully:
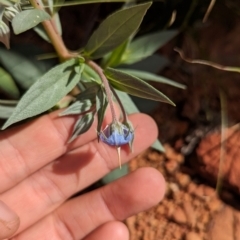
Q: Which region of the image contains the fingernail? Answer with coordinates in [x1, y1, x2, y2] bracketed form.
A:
[0, 201, 19, 239]
[0, 201, 16, 222]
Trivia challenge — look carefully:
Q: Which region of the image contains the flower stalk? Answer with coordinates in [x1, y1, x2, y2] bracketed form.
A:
[87, 60, 118, 122]
[29, 0, 75, 61]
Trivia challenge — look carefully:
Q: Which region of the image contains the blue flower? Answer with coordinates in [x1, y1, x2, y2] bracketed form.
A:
[99, 121, 134, 147]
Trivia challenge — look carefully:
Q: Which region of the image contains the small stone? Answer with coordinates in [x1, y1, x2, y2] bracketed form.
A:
[175, 172, 191, 188]
[169, 182, 180, 193]
[185, 232, 202, 240]
[176, 153, 184, 164]
[188, 182, 197, 194]
[165, 159, 179, 174]
[203, 185, 216, 197]
[172, 207, 187, 224]
[207, 198, 223, 212]
[148, 151, 163, 162]
[183, 202, 196, 227]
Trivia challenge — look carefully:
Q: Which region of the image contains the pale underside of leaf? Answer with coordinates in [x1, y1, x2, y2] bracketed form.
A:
[12, 9, 51, 34]
[69, 112, 95, 142]
[59, 99, 93, 116]
[105, 68, 175, 105]
[96, 88, 108, 136]
[2, 59, 82, 129]
[0, 18, 10, 49]
[84, 2, 151, 58]
[118, 68, 186, 89]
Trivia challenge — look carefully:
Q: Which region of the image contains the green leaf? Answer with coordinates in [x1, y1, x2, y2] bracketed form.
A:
[12, 9, 51, 34]
[105, 68, 175, 105]
[101, 39, 129, 68]
[121, 30, 178, 64]
[2, 59, 82, 129]
[0, 48, 43, 89]
[39, 0, 134, 8]
[59, 85, 99, 116]
[102, 164, 128, 184]
[0, 104, 15, 119]
[53, 12, 62, 35]
[0, 99, 18, 105]
[53, 0, 65, 13]
[96, 88, 108, 136]
[0, 0, 13, 6]
[84, 2, 152, 59]
[0, 67, 20, 99]
[151, 139, 165, 152]
[0, 99, 18, 119]
[81, 63, 101, 84]
[59, 99, 93, 116]
[69, 112, 94, 142]
[115, 89, 139, 114]
[33, 25, 51, 43]
[77, 85, 100, 100]
[117, 69, 186, 89]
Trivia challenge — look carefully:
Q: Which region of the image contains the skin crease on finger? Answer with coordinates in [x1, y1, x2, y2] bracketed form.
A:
[0, 105, 120, 194]
[0, 110, 162, 239]
[0, 113, 159, 236]
[9, 167, 165, 240]
[0, 201, 20, 239]
[82, 221, 129, 240]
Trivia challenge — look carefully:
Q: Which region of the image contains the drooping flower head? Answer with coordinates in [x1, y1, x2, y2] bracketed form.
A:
[99, 120, 134, 147]
[98, 120, 134, 168]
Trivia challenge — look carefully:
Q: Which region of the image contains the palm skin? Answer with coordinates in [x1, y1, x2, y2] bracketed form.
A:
[0, 108, 165, 240]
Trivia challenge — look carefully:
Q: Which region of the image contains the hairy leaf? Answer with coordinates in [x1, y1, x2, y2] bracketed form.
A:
[69, 112, 94, 142]
[96, 88, 108, 136]
[2, 59, 82, 129]
[105, 68, 175, 105]
[0, 47, 43, 89]
[12, 9, 51, 34]
[121, 30, 178, 64]
[0, 67, 20, 99]
[59, 99, 93, 116]
[118, 68, 186, 89]
[59, 85, 99, 116]
[81, 63, 101, 84]
[84, 2, 151, 59]
[101, 39, 129, 68]
[0, 0, 13, 6]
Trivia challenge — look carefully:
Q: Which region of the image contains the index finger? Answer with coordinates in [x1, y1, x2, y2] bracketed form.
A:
[0, 108, 115, 193]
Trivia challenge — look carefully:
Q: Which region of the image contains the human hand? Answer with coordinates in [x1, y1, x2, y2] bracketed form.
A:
[0, 109, 165, 239]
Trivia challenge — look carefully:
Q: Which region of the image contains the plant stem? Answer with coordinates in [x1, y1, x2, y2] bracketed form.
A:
[87, 60, 117, 121]
[29, 0, 75, 61]
[110, 85, 127, 123]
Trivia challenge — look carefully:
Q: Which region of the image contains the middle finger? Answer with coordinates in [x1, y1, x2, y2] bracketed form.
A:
[0, 114, 158, 235]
